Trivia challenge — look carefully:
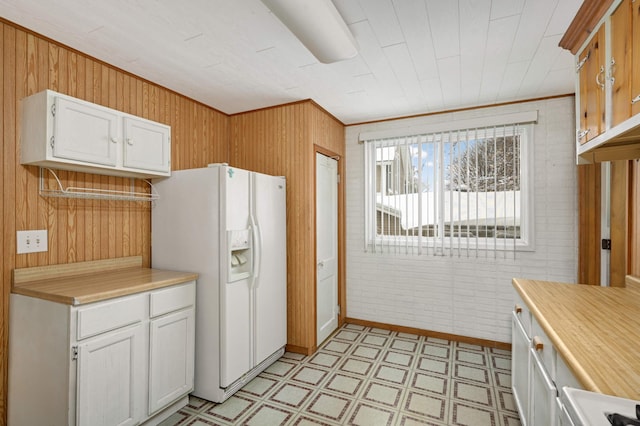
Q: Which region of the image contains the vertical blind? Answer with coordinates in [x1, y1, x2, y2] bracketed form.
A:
[364, 121, 532, 258]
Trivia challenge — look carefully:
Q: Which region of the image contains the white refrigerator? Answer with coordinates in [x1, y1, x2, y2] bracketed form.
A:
[151, 164, 287, 403]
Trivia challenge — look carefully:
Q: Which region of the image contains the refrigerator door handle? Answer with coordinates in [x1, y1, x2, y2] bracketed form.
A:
[250, 215, 261, 287]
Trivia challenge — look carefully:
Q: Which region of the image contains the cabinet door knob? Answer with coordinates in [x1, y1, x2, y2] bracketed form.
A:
[514, 304, 522, 314]
[577, 129, 591, 140]
[532, 336, 544, 351]
[110, 137, 118, 144]
[127, 138, 134, 146]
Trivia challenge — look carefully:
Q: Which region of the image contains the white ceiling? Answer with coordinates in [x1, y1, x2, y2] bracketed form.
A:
[0, 0, 582, 125]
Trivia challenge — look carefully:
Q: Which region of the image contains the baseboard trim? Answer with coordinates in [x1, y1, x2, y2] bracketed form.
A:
[285, 343, 316, 356]
[344, 317, 511, 351]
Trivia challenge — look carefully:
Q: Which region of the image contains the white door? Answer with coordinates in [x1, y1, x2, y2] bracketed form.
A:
[316, 153, 338, 345]
[53, 96, 119, 166]
[220, 166, 252, 388]
[148, 308, 195, 414]
[76, 324, 145, 426]
[252, 173, 287, 365]
[123, 116, 171, 173]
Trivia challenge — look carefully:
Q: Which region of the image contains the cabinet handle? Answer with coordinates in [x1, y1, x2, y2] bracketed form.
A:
[532, 336, 544, 351]
[577, 129, 590, 140]
[110, 137, 118, 144]
[126, 138, 134, 146]
[514, 304, 522, 314]
[576, 51, 590, 72]
[596, 65, 606, 90]
[632, 94, 640, 105]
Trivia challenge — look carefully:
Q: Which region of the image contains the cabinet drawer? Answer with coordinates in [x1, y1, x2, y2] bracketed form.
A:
[77, 294, 146, 340]
[514, 292, 532, 337]
[149, 282, 195, 318]
[532, 316, 555, 377]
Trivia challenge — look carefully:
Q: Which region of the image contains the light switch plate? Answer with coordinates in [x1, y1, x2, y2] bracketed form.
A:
[17, 230, 48, 254]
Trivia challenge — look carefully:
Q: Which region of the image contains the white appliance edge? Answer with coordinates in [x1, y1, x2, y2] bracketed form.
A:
[151, 165, 287, 403]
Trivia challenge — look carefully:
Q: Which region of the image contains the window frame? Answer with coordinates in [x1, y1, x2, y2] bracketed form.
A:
[363, 121, 535, 254]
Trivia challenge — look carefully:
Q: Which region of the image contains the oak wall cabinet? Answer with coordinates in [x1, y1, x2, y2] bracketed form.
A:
[570, 0, 640, 163]
[20, 89, 171, 178]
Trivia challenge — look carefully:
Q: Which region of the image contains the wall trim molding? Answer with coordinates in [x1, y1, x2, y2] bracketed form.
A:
[345, 317, 512, 351]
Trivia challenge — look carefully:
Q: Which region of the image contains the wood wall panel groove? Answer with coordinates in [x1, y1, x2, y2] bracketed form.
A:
[0, 20, 229, 424]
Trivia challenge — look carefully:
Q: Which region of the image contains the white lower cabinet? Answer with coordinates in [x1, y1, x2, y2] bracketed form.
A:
[77, 323, 146, 426]
[149, 308, 195, 414]
[8, 281, 195, 426]
[512, 293, 582, 426]
[512, 308, 531, 426]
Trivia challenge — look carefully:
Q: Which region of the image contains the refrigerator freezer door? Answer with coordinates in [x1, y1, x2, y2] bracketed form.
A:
[220, 167, 252, 388]
[252, 172, 287, 366]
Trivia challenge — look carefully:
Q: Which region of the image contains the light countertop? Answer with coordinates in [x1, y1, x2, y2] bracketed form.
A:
[12, 256, 198, 306]
[513, 277, 640, 400]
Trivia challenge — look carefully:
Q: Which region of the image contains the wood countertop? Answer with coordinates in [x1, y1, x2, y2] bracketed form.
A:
[12, 256, 198, 306]
[513, 277, 640, 400]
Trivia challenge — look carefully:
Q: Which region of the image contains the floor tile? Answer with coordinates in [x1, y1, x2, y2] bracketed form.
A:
[323, 372, 365, 397]
[372, 364, 409, 385]
[361, 334, 389, 347]
[411, 372, 448, 395]
[291, 366, 330, 387]
[203, 395, 256, 423]
[351, 344, 382, 361]
[455, 349, 487, 367]
[422, 344, 451, 359]
[382, 350, 414, 368]
[268, 383, 315, 409]
[453, 363, 490, 384]
[237, 376, 279, 398]
[339, 358, 374, 376]
[452, 380, 494, 407]
[348, 402, 395, 426]
[305, 391, 353, 423]
[416, 356, 450, 376]
[403, 390, 447, 421]
[333, 330, 362, 342]
[390, 338, 419, 353]
[309, 352, 342, 369]
[360, 381, 404, 408]
[242, 404, 294, 425]
[451, 402, 498, 426]
[160, 324, 521, 426]
[322, 340, 352, 355]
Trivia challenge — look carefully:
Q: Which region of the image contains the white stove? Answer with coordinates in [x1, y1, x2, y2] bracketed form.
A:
[561, 387, 640, 426]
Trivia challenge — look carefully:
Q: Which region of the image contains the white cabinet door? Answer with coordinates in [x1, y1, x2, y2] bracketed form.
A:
[512, 311, 531, 426]
[123, 117, 170, 173]
[54, 96, 119, 166]
[76, 324, 145, 426]
[530, 347, 557, 426]
[148, 308, 195, 414]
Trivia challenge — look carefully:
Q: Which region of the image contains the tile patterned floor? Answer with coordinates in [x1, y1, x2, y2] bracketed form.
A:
[160, 324, 522, 426]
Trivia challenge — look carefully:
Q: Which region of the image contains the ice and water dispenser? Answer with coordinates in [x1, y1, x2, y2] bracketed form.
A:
[228, 229, 252, 282]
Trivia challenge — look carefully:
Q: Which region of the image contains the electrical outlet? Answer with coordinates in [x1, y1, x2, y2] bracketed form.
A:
[17, 230, 48, 254]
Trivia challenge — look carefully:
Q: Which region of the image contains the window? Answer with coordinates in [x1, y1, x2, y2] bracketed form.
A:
[363, 118, 534, 256]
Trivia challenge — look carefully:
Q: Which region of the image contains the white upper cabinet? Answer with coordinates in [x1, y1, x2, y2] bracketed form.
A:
[20, 89, 171, 178]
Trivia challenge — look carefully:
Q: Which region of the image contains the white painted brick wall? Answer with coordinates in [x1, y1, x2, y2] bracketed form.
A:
[345, 97, 577, 343]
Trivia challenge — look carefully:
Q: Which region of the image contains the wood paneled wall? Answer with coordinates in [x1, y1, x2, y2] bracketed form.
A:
[578, 163, 601, 285]
[229, 101, 345, 354]
[0, 19, 229, 424]
[630, 159, 640, 276]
